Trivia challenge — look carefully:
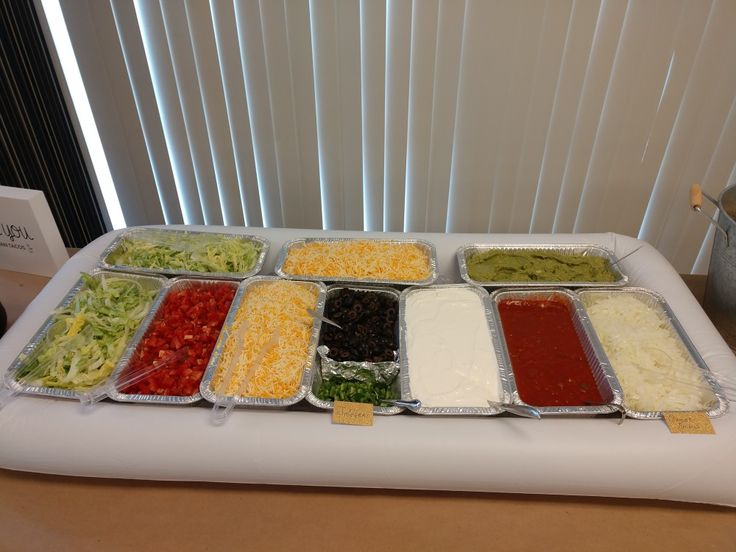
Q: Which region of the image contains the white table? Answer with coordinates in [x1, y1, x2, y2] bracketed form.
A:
[1, 227, 735, 506]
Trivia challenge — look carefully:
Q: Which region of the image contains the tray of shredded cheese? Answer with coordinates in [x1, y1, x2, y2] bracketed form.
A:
[274, 237, 437, 285]
[199, 276, 327, 408]
[99, 227, 268, 280]
[578, 288, 728, 419]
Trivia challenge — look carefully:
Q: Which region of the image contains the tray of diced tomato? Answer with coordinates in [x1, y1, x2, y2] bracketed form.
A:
[107, 278, 237, 404]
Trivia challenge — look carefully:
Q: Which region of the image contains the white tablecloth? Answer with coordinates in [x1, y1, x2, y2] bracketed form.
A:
[1, 227, 735, 506]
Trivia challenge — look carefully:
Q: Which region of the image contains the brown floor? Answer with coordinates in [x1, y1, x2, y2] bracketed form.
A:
[1, 469, 735, 552]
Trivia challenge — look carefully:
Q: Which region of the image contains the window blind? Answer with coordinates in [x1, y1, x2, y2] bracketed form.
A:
[49, 0, 736, 273]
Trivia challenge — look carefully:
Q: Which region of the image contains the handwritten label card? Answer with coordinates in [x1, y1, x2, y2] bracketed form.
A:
[332, 401, 374, 426]
[0, 186, 68, 277]
[663, 412, 715, 435]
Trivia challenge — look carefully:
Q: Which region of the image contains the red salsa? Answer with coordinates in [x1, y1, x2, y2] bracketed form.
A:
[498, 298, 604, 407]
[121, 281, 236, 396]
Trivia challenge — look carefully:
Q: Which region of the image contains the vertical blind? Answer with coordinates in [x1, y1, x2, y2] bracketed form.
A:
[52, 0, 736, 273]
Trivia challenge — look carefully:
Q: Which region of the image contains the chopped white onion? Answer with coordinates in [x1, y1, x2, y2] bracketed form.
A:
[585, 294, 715, 412]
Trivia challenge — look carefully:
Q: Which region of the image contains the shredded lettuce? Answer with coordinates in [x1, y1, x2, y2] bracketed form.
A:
[107, 232, 260, 273]
[15, 274, 158, 391]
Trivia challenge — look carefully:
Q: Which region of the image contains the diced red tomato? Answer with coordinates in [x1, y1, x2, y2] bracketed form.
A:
[121, 281, 236, 396]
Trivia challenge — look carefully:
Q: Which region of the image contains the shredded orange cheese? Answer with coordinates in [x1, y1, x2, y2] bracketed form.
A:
[282, 240, 430, 281]
[211, 280, 319, 398]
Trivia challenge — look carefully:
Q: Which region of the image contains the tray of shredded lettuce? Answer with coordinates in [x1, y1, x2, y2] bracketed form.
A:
[6, 271, 165, 398]
[99, 228, 268, 279]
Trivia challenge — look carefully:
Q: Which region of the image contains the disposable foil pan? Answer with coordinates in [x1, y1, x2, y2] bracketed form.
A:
[490, 288, 624, 416]
[98, 227, 269, 280]
[107, 278, 239, 405]
[275, 237, 438, 286]
[398, 284, 513, 416]
[577, 287, 729, 419]
[4, 270, 166, 400]
[457, 244, 628, 288]
[199, 276, 327, 408]
[306, 284, 403, 415]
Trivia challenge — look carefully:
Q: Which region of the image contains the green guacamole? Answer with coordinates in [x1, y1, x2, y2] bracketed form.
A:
[466, 249, 617, 283]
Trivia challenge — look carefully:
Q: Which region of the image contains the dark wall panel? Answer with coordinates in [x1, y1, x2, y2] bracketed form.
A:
[0, 0, 107, 248]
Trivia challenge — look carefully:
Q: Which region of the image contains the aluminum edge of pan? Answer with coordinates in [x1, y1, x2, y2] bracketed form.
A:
[274, 237, 438, 286]
[398, 284, 512, 416]
[456, 243, 628, 288]
[4, 269, 167, 401]
[107, 277, 239, 405]
[576, 287, 729, 419]
[490, 287, 625, 416]
[199, 276, 327, 408]
[305, 284, 403, 415]
[97, 227, 270, 280]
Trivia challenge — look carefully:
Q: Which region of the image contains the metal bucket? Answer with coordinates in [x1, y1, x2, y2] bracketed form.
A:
[692, 184, 736, 350]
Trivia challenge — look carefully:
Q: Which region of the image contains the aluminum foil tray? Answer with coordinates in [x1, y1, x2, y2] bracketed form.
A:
[4, 270, 166, 401]
[457, 244, 628, 288]
[398, 284, 513, 416]
[490, 288, 624, 416]
[98, 227, 269, 280]
[200, 276, 327, 408]
[306, 284, 403, 415]
[107, 278, 239, 405]
[577, 287, 729, 419]
[275, 237, 438, 286]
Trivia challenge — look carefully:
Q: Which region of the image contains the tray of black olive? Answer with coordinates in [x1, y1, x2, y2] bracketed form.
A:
[321, 286, 399, 361]
[306, 285, 403, 415]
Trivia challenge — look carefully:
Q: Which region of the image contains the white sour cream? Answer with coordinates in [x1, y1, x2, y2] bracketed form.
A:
[405, 287, 501, 407]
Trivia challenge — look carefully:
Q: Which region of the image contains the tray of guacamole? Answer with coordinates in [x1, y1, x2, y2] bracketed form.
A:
[457, 245, 628, 287]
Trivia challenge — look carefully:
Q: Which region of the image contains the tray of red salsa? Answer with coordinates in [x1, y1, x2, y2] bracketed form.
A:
[490, 288, 624, 416]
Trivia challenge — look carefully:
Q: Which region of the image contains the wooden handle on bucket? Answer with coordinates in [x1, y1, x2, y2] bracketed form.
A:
[690, 183, 703, 211]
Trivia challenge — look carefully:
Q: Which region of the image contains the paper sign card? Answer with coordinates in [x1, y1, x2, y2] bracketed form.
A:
[332, 401, 374, 426]
[663, 412, 715, 435]
[0, 186, 69, 277]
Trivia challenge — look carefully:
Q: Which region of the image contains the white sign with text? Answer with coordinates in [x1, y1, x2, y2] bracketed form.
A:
[0, 186, 69, 277]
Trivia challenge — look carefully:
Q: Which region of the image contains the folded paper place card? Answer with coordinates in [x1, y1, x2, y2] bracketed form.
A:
[0, 186, 68, 277]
